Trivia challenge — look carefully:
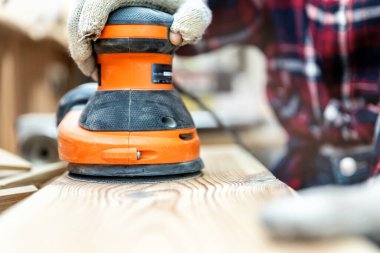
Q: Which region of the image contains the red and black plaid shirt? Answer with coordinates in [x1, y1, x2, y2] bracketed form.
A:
[179, 0, 380, 188]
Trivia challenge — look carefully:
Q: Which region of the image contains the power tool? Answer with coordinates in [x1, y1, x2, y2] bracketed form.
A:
[57, 6, 203, 178]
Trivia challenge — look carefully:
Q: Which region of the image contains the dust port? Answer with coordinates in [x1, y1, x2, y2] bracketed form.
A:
[161, 116, 177, 128]
[179, 133, 193, 140]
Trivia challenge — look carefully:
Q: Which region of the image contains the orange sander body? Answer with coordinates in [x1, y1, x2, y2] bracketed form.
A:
[57, 7, 203, 177]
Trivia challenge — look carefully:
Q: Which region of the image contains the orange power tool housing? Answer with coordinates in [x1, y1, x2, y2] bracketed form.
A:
[57, 7, 203, 177]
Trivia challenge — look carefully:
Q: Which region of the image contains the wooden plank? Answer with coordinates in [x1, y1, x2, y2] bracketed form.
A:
[0, 145, 377, 253]
[0, 170, 24, 179]
[0, 40, 17, 152]
[0, 25, 84, 154]
[0, 161, 66, 189]
[0, 185, 37, 212]
[0, 149, 31, 171]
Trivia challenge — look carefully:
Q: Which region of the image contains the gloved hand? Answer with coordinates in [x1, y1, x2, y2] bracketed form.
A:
[261, 176, 380, 242]
[67, 0, 212, 79]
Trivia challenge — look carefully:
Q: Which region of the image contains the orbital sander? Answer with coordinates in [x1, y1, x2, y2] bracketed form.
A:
[57, 6, 203, 178]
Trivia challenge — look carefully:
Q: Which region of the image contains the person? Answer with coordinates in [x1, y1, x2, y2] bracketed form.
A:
[68, 0, 380, 241]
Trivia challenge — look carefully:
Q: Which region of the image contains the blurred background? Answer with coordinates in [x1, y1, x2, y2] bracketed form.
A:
[0, 0, 286, 168]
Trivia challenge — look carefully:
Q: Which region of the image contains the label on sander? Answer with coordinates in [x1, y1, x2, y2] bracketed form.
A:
[152, 64, 172, 84]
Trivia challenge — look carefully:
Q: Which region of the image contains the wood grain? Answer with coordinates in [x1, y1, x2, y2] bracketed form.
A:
[0, 185, 37, 212]
[0, 145, 377, 253]
[0, 149, 31, 171]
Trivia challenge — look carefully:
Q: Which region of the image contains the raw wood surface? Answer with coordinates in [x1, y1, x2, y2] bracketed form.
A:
[0, 40, 17, 152]
[0, 185, 37, 212]
[0, 148, 31, 171]
[0, 170, 24, 179]
[0, 161, 66, 189]
[0, 145, 377, 253]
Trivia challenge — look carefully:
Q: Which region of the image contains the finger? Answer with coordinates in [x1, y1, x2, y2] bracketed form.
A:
[169, 32, 183, 46]
[171, 0, 212, 45]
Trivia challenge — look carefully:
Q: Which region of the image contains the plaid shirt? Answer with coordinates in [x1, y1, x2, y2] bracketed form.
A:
[179, 0, 380, 189]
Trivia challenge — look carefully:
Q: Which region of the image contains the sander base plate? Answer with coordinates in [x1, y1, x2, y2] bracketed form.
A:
[67, 158, 204, 182]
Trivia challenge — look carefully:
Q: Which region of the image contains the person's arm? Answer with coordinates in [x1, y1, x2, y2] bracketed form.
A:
[67, 0, 212, 79]
[261, 175, 380, 242]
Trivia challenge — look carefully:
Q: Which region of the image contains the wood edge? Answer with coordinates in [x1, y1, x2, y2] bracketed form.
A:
[0, 149, 31, 170]
[0, 185, 38, 212]
[0, 165, 31, 171]
[0, 185, 38, 197]
[0, 161, 67, 189]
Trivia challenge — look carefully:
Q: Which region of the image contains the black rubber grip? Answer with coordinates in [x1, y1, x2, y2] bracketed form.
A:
[94, 7, 176, 54]
[106, 6, 173, 26]
[79, 90, 195, 132]
[94, 38, 176, 54]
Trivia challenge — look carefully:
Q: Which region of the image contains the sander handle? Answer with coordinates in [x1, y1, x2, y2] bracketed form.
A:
[94, 7, 177, 55]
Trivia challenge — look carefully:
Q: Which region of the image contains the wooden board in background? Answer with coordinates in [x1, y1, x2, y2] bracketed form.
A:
[0, 185, 37, 212]
[0, 161, 66, 189]
[0, 149, 31, 171]
[0, 170, 24, 179]
[0, 145, 377, 253]
[0, 24, 85, 153]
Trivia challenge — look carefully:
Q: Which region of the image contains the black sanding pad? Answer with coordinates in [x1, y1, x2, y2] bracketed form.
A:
[67, 159, 203, 183]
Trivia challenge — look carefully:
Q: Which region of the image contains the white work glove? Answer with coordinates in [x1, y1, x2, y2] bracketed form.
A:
[261, 176, 380, 242]
[67, 0, 212, 79]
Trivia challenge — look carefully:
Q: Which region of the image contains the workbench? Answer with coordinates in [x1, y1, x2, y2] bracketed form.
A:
[0, 145, 377, 253]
